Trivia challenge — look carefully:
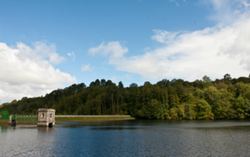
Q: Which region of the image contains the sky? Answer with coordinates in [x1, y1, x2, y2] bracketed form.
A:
[1, 0, 250, 104]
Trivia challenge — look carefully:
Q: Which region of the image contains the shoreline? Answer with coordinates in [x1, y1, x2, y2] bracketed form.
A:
[1, 118, 250, 124]
[0, 116, 135, 124]
[56, 118, 135, 122]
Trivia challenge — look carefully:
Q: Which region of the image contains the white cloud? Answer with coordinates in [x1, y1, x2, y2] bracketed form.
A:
[81, 64, 93, 72]
[88, 41, 128, 64]
[67, 52, 75, 61]
[151, 29, 181, 44]
[17, 42, 65, 64]
[0, 42, 76, 104]
[49, 52, 65, 64]
[89, 1, 250, 82]
[204, 0, 250, 24]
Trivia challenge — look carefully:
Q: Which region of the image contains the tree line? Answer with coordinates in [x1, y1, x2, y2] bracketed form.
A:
[1, 74, 250, 120]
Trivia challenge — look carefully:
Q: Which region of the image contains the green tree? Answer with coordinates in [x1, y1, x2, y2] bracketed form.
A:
[224, 73, 232, 81]
[195, 99, 213, 119]
[202, 75, 211, 82]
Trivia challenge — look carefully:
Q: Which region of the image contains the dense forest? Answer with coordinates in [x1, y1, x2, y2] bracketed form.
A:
[1, 74, 250, 120]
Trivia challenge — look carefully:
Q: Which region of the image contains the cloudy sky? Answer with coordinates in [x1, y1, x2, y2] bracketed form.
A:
[1, 0, 250, 104]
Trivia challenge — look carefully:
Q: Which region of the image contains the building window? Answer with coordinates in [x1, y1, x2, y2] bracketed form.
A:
[50, 114, 52, 117]
[41, 113, 44, 118]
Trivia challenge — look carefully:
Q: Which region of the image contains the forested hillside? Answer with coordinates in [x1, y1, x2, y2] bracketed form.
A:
[1, 74, 250, 120]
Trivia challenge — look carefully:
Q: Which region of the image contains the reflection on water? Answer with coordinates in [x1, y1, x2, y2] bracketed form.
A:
[1, 125, 9, 133]
[58, 120, 134, 127]
[91, 126, 138, 130]
[38, 127, 55, 133]
[1, 120, 250, 156]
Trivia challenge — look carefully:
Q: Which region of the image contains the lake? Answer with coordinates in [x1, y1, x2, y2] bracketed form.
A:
[1, 120, 250, 157]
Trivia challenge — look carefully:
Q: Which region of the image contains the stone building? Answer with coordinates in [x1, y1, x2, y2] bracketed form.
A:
[37, 108, 55, 127]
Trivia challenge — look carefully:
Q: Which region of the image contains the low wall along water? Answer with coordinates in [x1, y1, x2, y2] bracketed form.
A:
[55, 115, 132, 118]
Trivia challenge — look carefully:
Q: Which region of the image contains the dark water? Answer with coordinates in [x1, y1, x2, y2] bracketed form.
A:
[1, 120, 250, 157]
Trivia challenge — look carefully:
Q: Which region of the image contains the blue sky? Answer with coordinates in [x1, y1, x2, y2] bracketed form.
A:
[1, 0, 250, 103]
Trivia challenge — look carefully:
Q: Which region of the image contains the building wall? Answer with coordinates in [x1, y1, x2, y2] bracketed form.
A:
[37, 109, 55, 127]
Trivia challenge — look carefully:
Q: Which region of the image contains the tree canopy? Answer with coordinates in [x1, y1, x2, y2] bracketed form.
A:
[1, 74, 250, 120]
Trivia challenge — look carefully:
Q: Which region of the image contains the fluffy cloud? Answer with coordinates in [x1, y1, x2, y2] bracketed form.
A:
[0, 42, 76, 104]
[88, 0, 250, 82]
[81, 64, 93, 72]
[88, 41, 128, 64]
[17, 42, 65, 64]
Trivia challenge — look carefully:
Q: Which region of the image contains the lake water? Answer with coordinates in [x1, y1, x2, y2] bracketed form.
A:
[1, 120, 250, 157]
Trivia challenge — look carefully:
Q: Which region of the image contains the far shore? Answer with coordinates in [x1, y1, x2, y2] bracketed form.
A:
[0, 115, 135, 124]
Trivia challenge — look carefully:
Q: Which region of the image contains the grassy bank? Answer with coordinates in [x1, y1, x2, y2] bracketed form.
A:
[0, 119, 8, 122]
[0, 116, 135, 123]
[55, 116, 135, 121]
